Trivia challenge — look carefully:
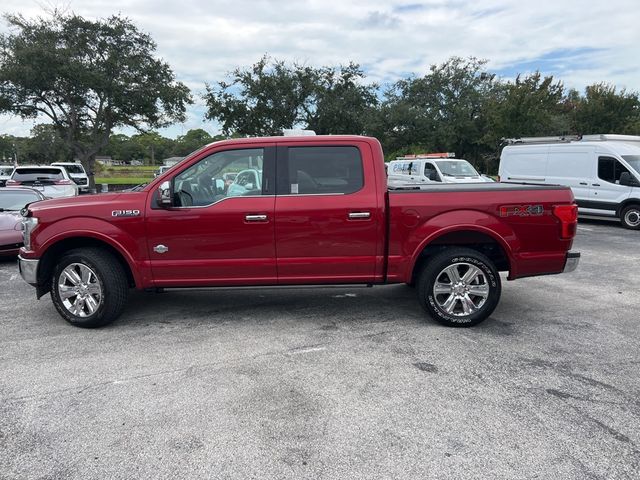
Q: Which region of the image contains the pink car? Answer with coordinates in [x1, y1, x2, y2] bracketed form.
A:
[0, 187, 46, 256]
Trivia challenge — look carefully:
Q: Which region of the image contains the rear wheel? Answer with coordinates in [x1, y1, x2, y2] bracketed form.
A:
[417, 248, 501, 327]
[50, 248, 128, 328]
[620, 205, 640, 230]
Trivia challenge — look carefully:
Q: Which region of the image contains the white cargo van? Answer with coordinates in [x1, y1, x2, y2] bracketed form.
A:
[387, 153, 490, 187]
[499, 134, 640, 229]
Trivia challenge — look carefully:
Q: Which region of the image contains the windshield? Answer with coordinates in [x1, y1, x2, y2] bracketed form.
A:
[0, 167, 14, 176]
[622, 156, 640, 176]
[54, 164, 85, 174]
[0, 190, 41, 210]
[435, 160, 480, 177]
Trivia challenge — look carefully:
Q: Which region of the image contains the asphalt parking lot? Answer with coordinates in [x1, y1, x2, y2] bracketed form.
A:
[1, 219, 639, 479]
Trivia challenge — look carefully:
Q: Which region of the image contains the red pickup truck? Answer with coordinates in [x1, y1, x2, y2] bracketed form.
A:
[18, 135, 579, 328]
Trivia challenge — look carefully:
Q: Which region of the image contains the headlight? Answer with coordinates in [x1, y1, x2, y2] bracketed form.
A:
[22, 217, 38, 250]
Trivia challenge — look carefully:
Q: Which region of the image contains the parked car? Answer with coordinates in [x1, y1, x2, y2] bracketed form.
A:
[0, 187, 46, 256]
[7, 166, 78, 198]
[17, 135, 579, 329]
[154, 165, 174, 177]
[0, 165, 14, 187]
[499, 134, 640, 229]
[387, 154, 492, 187]
[51, 162, 90, 192]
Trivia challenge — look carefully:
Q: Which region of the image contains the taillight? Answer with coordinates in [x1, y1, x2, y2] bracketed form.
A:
[55, 179, 73, 185]
[6, 179, 20, 186]
[553, 204, 578, 239]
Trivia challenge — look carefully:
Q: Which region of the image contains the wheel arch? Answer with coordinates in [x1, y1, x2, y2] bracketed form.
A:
[409, 227, 513, 286]
[36, 235, 138, 299]
[617, 199, 640, 216]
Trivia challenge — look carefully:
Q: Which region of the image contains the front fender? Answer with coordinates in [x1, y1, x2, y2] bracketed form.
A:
[34, 217, 150, 289]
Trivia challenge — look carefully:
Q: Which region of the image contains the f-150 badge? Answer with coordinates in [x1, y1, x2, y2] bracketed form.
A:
[112, 209, 140, 217]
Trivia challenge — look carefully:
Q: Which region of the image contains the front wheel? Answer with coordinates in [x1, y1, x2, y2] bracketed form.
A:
[50, 248, 129, 328]
[417, 248, 501, 327]
[620, 205, 640, 230]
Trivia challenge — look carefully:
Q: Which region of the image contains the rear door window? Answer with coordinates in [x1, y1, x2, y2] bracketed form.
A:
[282, 146, 364, 195]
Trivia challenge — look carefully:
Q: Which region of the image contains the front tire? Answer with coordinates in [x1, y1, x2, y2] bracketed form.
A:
[620, 205, 640, 230]
[50, 248, 128, 328]
[417, 248, 501, 327]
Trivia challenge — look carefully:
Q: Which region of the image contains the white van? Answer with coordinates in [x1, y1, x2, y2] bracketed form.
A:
[499, 134, 640, 229]
[387, 153, 490, 187]
[51, 162, 89, 192]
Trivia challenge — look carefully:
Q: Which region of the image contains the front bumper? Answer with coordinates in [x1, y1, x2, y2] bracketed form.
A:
[18, 255, 39, 285]
[563, 251, 580, 273]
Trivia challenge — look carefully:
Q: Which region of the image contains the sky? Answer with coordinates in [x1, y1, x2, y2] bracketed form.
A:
[0, 0, 638, 138]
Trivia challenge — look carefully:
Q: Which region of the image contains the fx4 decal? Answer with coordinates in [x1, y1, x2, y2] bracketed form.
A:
[499, 205, 544, 217]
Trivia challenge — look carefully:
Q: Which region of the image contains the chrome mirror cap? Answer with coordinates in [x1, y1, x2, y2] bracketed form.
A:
[158, 181, 171, 207]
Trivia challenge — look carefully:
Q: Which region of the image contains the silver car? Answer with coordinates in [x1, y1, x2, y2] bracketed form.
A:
[7, 166, 78, 198]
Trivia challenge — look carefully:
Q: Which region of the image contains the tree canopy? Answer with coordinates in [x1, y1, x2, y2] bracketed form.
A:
[204, 56, 378, 137]
[0, 12, 192, 185]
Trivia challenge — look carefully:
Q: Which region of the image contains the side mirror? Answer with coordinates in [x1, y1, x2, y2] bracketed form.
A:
[157, 181, 172, 207]
[619, 172, 640, 187]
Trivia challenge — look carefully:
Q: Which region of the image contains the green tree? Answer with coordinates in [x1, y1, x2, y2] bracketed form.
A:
[204, 56, 318, 136]
[485, 72, 566, 141]
[131, 131, 172, 164]
[172, 128, 217, 156]
[381, 57, 498, 165]
[0, 134, 16, 163]
[0, 12, 192, 188]
[20, 123, 71, 164]
[570, 83, 640, 135]
[304, 63, 378, 135]
[204, 56, 378, 137]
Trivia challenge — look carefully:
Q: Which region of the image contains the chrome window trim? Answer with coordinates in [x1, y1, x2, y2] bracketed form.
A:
[168, 194, 274, 210]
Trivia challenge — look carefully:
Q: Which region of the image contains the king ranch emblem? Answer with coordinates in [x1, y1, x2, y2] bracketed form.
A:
[112, 209, 140, 217]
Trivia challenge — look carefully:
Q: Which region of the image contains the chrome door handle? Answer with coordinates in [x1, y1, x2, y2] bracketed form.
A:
[348, 212, 371, 219]
[592, 184, 600, 187]
[579, 182, 588, 185]
[245, 214, 268, 222]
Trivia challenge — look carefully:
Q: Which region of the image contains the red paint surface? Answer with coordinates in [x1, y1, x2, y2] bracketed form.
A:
[22, 135, 577, 289]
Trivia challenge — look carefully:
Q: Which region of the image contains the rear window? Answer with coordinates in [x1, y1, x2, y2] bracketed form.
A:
[0, 190, 42, 210]
[286, 146, 364, 194]
[13, 168, 64, 182]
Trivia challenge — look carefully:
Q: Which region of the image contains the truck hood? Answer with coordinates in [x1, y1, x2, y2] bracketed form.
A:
[28, 193, 124, 213]
[26, 192, 149, 220]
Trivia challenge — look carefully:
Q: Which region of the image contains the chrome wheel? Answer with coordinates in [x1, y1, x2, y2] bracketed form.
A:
[432, 262, 489, 316]
[57, 263, 103, 317]
[624, 208, 640, 228]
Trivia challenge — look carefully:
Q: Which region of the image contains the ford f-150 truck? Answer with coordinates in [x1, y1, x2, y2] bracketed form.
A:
[17, 135, 579, 328]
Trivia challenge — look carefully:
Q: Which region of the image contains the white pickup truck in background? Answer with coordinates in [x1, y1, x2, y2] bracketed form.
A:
[387, 153, 493, 188]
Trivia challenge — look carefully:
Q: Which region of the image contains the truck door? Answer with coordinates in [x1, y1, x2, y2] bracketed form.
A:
[274, 142, 382, 283]
[145, 145, 277, 286]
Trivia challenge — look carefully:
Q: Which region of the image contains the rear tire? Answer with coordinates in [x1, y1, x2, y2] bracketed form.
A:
[620, 205, 640, 230]
[417, 248, 501, 327]
[50, 248, 128, 328]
